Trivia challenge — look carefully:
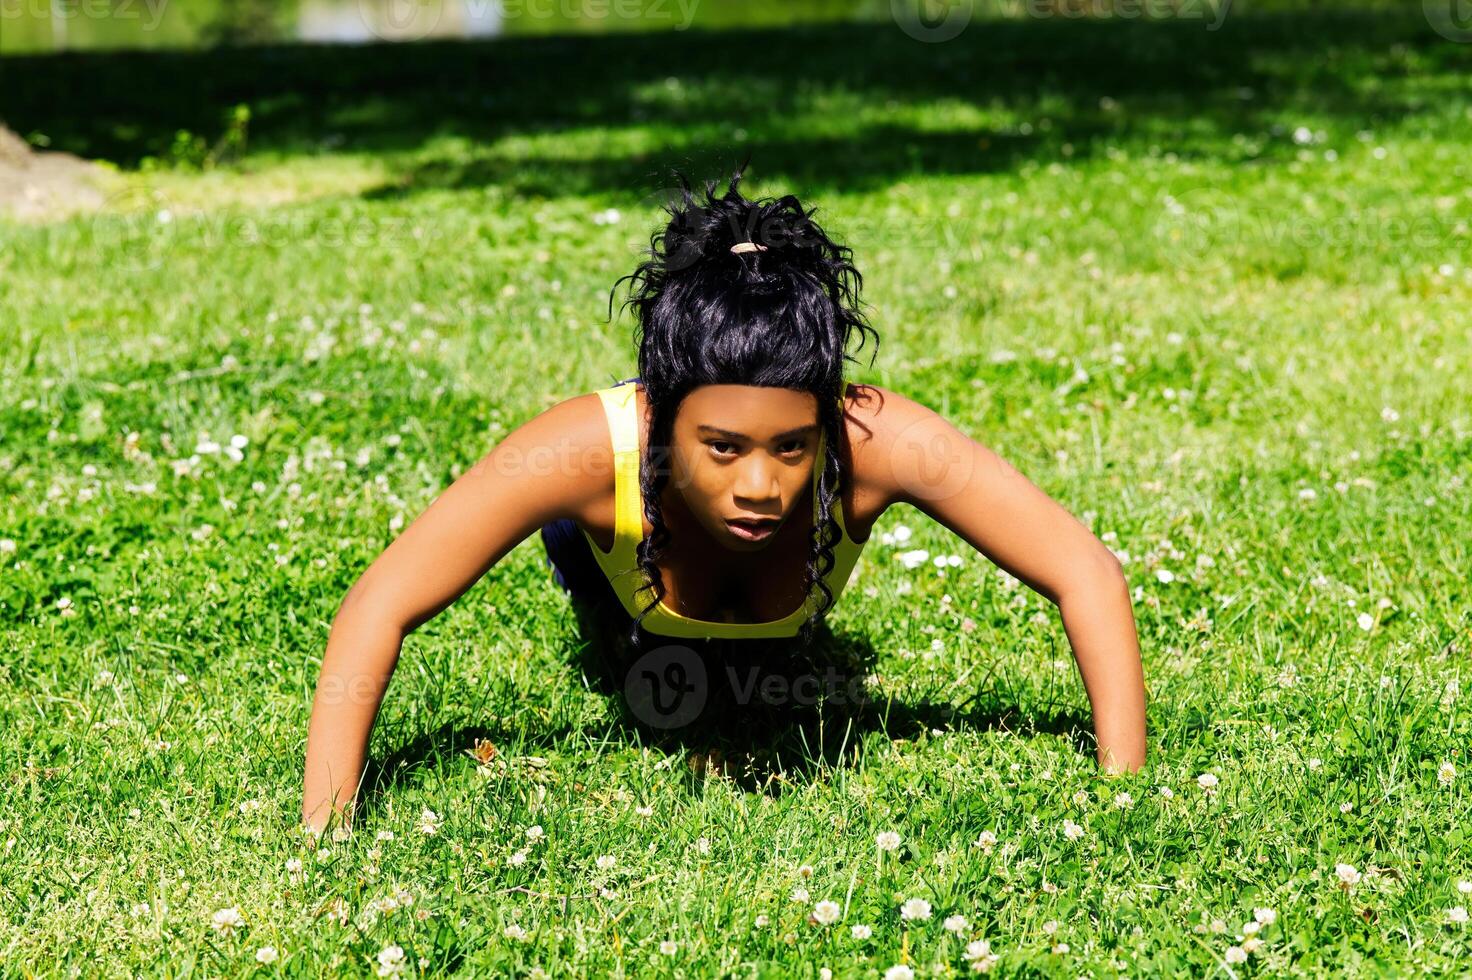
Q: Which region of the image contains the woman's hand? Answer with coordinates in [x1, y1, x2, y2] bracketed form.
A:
[848, 384, 1147, 774]
[300, 393, 614, 832]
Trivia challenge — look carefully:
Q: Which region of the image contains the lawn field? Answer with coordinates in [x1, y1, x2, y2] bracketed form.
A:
[2, 10, 1471, 977]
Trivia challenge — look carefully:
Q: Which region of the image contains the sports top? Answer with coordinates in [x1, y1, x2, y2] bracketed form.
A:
[579, 382, 868, 638]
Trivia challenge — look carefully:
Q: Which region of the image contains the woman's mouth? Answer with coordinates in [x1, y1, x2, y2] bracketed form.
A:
[726, 518, 777, 541]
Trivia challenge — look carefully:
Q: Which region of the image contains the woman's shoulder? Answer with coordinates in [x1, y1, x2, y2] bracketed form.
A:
[838, 381, 926, 538]
[509, 389, 619, 543]
[839, 382, 949, 522]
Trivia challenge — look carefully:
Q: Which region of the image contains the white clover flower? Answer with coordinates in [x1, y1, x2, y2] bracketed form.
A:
[695, 837, 711, 855]
[1114, 792, 1134, 809]
[503, 924, 528, 941]
[1242, 920, 1260, 935]
[1253, 907, 1277, 925]
[595, 854, 616, 870]
[210, 906, 244, 935]
[790, 887, 810, 904]
[896, 549, 930, 570]
[1242, 936, 1264, 953]
[635, 805, 653, 817]
[525, 824, 545, 841]
[1438, 762, 1456, 786]
[659, 940, 678, 955]
[899, 897, 932, 921]
[964, 938, 999, 972]
[375, 944, 406, 977]
[1155, 568, 1175, 584]
[255, 946, 278, 964]
[812, 900, 841, 926]
[1062, 819, 1085, 841]
[1158, 786, 1175, 799]
[851, 923, 872, 940]
[1457, 881, 1472, 895]
[1447, 906, 1469, 925]
[883, 966, 915, 980]
[876, 831, 902, 852]
[1225, 945, 1248, 964]
[944, 914, 969, 934]
[417, 808, 441, 835]
[1356, 612, 1374, 631]
[1335, 863, 1361, 888]
[508, 849, 528, 867]
[1197, 772, 1219, 793]
[974, 830, 997, 852]
[1072, 790, 1089, 806]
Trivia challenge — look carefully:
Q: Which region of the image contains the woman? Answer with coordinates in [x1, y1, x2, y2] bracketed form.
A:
[301, 165, 1146, 833]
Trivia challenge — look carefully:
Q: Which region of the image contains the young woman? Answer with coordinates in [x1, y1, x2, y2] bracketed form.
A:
[301, 167, 1147, 833]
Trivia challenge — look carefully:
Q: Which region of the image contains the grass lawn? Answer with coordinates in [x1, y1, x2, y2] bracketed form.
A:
[2, 9, 1471, 976]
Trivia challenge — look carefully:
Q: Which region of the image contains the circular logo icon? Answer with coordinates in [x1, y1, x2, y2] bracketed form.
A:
[892, 0, 972, 43]
[1426, 0, 1472, 42]
[628, 185, 708, 274]
[358, 0, 447, 42]
[1154, 186, 1245, 279]
[89, 184, 179, 275]
[622, 644, 707, 729]
[886, 409, 977, 505]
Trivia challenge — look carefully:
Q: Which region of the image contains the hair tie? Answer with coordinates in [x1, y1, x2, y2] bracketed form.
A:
[729, 241, 768, 254]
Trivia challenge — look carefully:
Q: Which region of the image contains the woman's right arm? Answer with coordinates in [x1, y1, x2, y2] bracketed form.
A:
[300, 393, 612, 834]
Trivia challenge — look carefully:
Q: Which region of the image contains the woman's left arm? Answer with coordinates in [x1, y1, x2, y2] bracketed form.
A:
[855, 385, 1146, 773]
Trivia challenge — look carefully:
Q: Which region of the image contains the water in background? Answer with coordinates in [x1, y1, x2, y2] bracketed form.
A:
[1, 0, 1412, 53]
[0, 0, 880, 52]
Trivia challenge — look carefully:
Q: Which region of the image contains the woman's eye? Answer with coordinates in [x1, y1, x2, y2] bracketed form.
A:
[781, 441, 805, 455]
[710, 441, 736, 456]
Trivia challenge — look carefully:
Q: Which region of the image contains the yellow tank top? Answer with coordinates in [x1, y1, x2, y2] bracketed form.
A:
[579, 382, 868, 639]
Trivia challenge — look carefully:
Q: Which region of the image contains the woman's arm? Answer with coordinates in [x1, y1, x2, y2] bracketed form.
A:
[851, 385, 1146, 773]
[301, 393, 613, 833]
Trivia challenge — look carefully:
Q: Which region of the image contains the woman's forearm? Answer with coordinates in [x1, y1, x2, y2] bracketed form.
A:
[301, 599, 406, 833]
[1054, 565, 1147, 773]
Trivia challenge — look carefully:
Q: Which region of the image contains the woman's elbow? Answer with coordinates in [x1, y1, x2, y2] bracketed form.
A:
[1053, 547, 1127, 605]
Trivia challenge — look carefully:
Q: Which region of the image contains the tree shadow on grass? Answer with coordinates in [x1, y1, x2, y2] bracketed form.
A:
[4, 12, 1462, 194]
[357, 594, 1092, 818]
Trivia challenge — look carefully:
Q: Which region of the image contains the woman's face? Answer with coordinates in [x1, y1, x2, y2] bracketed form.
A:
[666, 384, 821, 552]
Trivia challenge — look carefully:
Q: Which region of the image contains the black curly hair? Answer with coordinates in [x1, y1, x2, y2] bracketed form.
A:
[607, 159, 880, 650]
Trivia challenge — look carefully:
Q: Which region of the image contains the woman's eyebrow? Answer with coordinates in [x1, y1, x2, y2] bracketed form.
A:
[697, 423, 820, 442]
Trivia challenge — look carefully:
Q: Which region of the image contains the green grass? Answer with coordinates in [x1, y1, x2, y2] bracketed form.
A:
[2, 10, 1471, 976]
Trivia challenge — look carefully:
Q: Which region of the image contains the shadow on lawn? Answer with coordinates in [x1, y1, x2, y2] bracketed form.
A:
[5, 11, 1465, 198]
[359, 596, 1092, 812]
